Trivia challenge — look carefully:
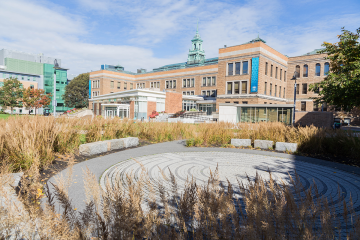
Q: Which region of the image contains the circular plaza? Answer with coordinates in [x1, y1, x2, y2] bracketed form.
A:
[100, 150, 360, 217]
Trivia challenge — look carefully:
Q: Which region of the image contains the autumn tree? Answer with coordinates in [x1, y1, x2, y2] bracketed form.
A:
[309, 27, 360, 111]
[0, 78, 24, 115]
[63, 73, 89, 108]
[22, 87, 52, 115]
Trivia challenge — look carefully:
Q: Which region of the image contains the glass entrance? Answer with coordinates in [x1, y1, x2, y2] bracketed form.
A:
[198, 104, 216, 115]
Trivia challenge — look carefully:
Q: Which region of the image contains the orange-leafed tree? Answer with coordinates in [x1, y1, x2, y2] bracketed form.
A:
[22, 88, 52, 115]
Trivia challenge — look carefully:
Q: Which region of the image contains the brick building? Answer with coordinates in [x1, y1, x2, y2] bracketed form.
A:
[89, 29, 331, 125]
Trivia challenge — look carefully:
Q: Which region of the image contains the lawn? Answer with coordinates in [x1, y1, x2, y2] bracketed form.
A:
[0, 113, 33, 120]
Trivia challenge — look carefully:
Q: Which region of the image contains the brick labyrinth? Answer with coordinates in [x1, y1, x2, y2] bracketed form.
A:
[100, 152, 360, 218]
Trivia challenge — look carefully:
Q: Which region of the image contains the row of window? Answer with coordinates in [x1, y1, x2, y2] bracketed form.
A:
[92, 80, 100, 88]
[227, 61, 249, 76]
[295, 63, 329, 77]
[182, 90, 217, 96]
[166, 80, 176, 89]
[265, 62, 287, 81]
[137, 83, 145, 88]
[226, 81, 248, 95]
[110, 81, 133, 90]
[2, 73, 38, 81]
[92, 91, 100, 97]
[264, 82, 285, 98]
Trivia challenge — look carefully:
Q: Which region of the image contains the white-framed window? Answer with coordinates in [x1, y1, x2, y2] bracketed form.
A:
[182, 78, 194, 88]
[150, 81, 160, 88]
[92, 80, 100, 89]
[117, 81, 121, 89]
[182, 91, 195, 95]
[130, 83, 133, 90]
[227, 61, 249, 76]
[110, 81, 114, 88]
[201, 76, 216, 86]
[92, 91, 100, 97]
[124, 82, 127, 90]
[136, 82, 145, 89]
[226, 81, 248, 94]
[166, 80, 176, 89]
[201, 90, 216, 96]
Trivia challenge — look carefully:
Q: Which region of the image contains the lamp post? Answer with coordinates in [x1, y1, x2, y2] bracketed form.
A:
[290, 71, 298, 125]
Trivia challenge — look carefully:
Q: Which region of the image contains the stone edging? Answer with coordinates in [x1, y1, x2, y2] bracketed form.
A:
[231, 138, 297, 152]
[79, 137, 139, 156]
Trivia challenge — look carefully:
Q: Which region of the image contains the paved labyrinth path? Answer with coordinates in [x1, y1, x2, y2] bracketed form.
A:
[100, 151, 360, 219]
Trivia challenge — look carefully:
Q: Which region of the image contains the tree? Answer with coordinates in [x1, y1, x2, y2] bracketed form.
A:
[0, 78, 24, 115]
[309, 27, 360, 112]
[22, 87, 52, 115]
[63, 73, 89, 108]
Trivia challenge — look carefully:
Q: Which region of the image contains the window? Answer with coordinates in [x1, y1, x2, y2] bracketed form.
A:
[283, 88, 285, 98]
[296, 84, 299, 94]
[302, 83, 307, 94]
[150, 81, 160, 88]
[275, 67, 278, 79]
[324, 62, 329, 75]
[30, 85, 34, 89]
[264, 102, 267, 104]
[227, 82, 232, 94]
[183, 91, 195, 95]
[225, 102, 230, 103]
[21, 76, 24, 80]
[228, 63, 233, 75]
[202, 77, 206, 86]
[279, 87, 281, 97]
[270, 83, 272, 96]
[315, 63, 321, 76]
[301, 102, 306, 111]
[227, 81, 248, 94]
[275, 85, 277, 97]
[234, 82, 239, 94]
[212, 76, 216, 86]
[117, 82, 121, 89]
[92, 80, 100, 88]
[241, 81, 247, 94]
[136, 83, 145, 89]
[243, 61, 248, 74]
[270, 65, 273, 77]
[284, 71, 287, 81]
[130, 83, 133, 90]
[124, 83, 127, 90]
[280, 69, 282, 80]
[234, 101, 239, 104]
[264, 82, 267, 95]
[207, 77, 211, 86]
[92, 91, 99, 97]
[201, 76, 216, 86]
[166, 80, 176, 89]
[295, 65, 300, 78]
[242, 101, 248, 104]
[183, 79, 194, 88]
[110, 81, 114, 88]
[235, 62, 241, 75]
[303, 65, 308, 77]
[265, 62, 268, 75]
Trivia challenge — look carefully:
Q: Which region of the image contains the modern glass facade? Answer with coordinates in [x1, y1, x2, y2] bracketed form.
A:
[238, 106, 293, 124]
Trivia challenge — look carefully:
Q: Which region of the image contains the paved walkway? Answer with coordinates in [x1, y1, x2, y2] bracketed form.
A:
[48, 140, 360, 219]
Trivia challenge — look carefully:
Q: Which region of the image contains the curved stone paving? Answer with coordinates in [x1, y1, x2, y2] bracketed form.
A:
[100, 152, 360, 220]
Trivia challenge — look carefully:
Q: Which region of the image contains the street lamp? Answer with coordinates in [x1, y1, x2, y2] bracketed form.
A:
[53, 59, 61, 118]
[290, 71, 298, 125]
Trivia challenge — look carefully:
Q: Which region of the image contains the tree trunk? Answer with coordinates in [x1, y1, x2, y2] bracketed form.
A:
[35, 108, 37, 115]
[10, 107, 13, 115]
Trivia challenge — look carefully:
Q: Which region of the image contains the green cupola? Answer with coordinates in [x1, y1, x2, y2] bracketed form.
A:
[187, 23, 205, 65]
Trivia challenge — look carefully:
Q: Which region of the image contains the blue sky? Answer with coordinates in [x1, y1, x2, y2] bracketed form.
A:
[1, 0, 359, 78]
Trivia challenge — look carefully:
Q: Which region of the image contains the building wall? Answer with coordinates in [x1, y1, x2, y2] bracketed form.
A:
[165, 92, 182, 114]
[147, 101, 157, 118]
[295, 111, 333, 128]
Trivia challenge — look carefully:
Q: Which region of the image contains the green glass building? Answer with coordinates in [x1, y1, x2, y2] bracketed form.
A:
[0, 49, 72, 113]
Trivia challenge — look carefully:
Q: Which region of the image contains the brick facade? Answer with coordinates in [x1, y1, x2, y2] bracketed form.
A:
[165, 92, 182, 114]
[295, 111, 333, 128]
[147, 101, 157, 118]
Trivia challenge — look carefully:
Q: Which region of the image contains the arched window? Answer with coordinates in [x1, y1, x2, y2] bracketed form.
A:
[295, 65, 300, 78]
[324, 62, 330, 75]
[194, 44, 196, 50]
[303, 64, 308, 77]
[315, 63, 321, 76]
